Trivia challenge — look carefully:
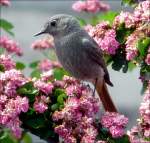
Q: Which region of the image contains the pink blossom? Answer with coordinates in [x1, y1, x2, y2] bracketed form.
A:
[33, 95, 49, 113]
[38, 59, 61, 72]
[101, 112, 128, 138]
[0, 69, 27, 97]
[72, 1, 86, 12]
[134, 0, 150, 23]
[145, 53, 150, 65]
[99, 29, 119, 55]
[125, 31, 144, 60]
[54, 125, 71, 141]
[0, 95, 29, 139]
[0, 0, 10, 6]
[101, 112, 128, 128]
[113, 12, 137, 28]
[85, 22, 119, 55]
[72, 0, 110, 13]
[53, 83, 100, 142]
[31, 36, 54, 50]
[109, 126, 124, 138]
[139, 88, 150, 124]
[33, 101, 48, 113]
[128, 85, 150, 142]
[34, 80, 54, 94]
[0, 54, 15, 71]
[0, 36, 23, 56]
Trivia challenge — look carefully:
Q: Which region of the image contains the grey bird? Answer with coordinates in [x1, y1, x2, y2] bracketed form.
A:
[35, 14, 117, 112]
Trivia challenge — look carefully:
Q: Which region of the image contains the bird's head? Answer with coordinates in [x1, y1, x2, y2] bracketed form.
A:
[35, 14, 80, 38]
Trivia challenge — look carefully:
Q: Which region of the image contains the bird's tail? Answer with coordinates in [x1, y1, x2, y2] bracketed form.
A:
[96, 80, 117, 112]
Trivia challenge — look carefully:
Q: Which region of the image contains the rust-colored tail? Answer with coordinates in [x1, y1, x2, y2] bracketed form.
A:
[96, 80, 117, 112]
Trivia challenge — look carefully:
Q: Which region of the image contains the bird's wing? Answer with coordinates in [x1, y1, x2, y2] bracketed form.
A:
[82, 37, 113, 86]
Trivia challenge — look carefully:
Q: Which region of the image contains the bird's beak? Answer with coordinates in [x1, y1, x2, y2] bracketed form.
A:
[34, 29, 46, 36]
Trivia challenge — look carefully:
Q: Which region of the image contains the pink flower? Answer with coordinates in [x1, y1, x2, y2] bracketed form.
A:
[86, 0, 102, 13]
[72, 0, 110, 13]
[134, 0, 150, 23]
[0, 95, 29, 139]
[31, 36, 54, 50]
[109, 126, 124, 138]
[0, 36, 23, 56]
[85, 22, 119, 55]
[139, 88, 150, 124]
[128, 85, 150, 142]
[145, 53, 150, 65]
[113, 12, 137, 28]
[54, 125, 71, 141]
[0, 54, 16, 71]
[38, 59, 61, 72]
[34, 80, 54, 94]
[125, 31, 144, 60]
[101, 112, 128, 138]
[33, 101, 48, 113]
[72, 1, 86, 12]
[99, 29, 119, 55]
[0, 0, 10, 6]
[33, 95, 49, 113]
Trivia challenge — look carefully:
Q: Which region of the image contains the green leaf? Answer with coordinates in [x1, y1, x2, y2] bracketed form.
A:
[29, 61, 39, 69]
[51, 103, 59, 111]
[30, 69, 41, 78]
[0, 129, 18, 143]
[53, 68, 69, 80]
[141, 80, 148, 95]
[16, 62, 26, 70]
[25, 116, 45, 129]
[113, 135, 130, 143]
[0, 47, 5, 54]
[76, 17, 87, 26]
[128, 61, 137, 71]
[0, 64, 5, 72]
[17, 82, 39, 102]
[0, 19, 14, 36]
[57, 93, 67, 104]
[116, 23, 135, 44]
[21, 132, 32, 143]
[137, 37, 150, 58]
[121, 0, 138, 7]
[54, 88, 66, 96]
[97, 11, 118, 25]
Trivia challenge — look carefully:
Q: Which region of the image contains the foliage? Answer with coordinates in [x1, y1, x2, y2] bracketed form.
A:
[0, 0, 150, 143]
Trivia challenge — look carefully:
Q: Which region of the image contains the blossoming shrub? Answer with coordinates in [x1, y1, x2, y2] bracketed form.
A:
[0, 0, 150, 143]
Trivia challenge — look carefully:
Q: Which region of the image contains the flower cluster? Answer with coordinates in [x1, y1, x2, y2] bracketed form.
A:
[128, 84, 150, 143]
[33, 95, 50, 113]
[85, 22, 120, 55]
[113, 0, 150, 29]
[113, 0, 150, 61]
[38, 59, 61, 72]
[0, 69, 29, 138]
[34, 79, 54, 95]
[125, 30, 145, 60]
[0, 54, 16, 70]
[0, 0, 10, 6]
[101, 112, 128, 138]
[31, 36, 54, 50]
[72, 0, 110, 13]
[0, 36, 23, 56]
[53, 76, 100, 143]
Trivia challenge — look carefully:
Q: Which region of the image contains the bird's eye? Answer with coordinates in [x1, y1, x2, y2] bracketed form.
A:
[51, 20, 57, 27]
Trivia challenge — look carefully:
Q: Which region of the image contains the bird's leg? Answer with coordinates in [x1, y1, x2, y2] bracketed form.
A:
[93, 78, 98, 96]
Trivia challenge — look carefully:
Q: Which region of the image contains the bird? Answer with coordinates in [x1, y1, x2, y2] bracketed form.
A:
[35, 14, 117, 112]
